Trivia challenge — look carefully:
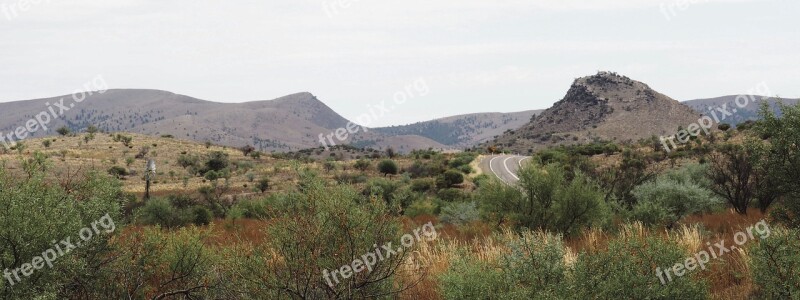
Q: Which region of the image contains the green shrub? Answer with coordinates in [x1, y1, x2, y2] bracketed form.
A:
[437, 188, 469, 202]
[571, 231, 709, 299]
[440, 255, 507, 299]
[437, 169, 464, 188]
[631, 164, 721, 228]
[406, 199, 439, 217]
[411, 178, 435, 192]
[440, 202, 480, 225]
[377, 159, 399, 176]
[480, 163, 609, 235]
[137, 198, 192, 228]
[192, 206, 214, 226]
[751, 227, 800, 299]
[440, 231, 568, 299]
[0, 169, 122, 299]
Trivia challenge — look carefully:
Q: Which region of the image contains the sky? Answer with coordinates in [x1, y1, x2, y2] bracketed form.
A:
[0, 0, 798, 126]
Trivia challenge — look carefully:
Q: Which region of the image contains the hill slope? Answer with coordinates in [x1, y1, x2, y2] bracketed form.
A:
[489, 72, 701, 153]
[0, 90, 526, 152]
[683, 96, 800, 126]
[373, 110, 542, 149]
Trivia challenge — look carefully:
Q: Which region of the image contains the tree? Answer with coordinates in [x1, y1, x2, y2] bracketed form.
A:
[42, 140, 52, 148]
[386, 147, 396, 158]
[257, 177, 270, 193]
[56, 126, 71, 136]
[241, 145, 255, 156]
[707, 143, 760, 214]
[757, 101, 800, 223]
[378, 159, 399, 176]
[479, 163, 608, 235]
[86, 125, 99, 134]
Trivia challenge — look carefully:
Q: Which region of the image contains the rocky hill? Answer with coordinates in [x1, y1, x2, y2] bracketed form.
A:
[489, 72, 701, 153]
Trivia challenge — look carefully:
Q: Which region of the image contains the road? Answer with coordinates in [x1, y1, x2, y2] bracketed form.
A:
[478, 155, 531, 185]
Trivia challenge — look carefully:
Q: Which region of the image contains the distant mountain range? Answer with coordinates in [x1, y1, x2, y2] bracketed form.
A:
[683, 96, 799, 127]
[0, 90, 536, 152]
[1, 74, 794, 153]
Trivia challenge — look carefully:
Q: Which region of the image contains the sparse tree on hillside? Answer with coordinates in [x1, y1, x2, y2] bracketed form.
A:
[56, 126, 71, 136]
[378, 159, 399, 176]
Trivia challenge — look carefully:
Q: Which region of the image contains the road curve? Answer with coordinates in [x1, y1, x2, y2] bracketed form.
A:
[478, 155, 531, 185]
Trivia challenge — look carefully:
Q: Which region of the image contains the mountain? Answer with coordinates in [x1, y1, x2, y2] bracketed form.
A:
[683, 96, 800, 126]
[373, 110, 542, 149]
[488, 72, 702, 153]
[0, 89, 527, 152]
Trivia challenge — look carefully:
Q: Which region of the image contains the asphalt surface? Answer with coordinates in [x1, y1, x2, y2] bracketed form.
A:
[478, 155, 531, 185]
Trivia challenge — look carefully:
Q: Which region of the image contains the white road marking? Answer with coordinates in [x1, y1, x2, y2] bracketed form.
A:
[489, 155, 501, 180]
[503, 156, 519, 180]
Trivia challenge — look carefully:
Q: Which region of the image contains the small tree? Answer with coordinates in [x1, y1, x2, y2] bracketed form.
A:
[257, 177, 270, 193]
[378, 159, 399, 176]
[42, 140, 52, 148]
[241, 145, 255, 156]
[707, 143, 761, 215]
[56, 126, 71, 136]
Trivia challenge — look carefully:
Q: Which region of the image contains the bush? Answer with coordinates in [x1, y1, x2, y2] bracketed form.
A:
[437, 188, 469, 202]
[107, 166, 128, 178]
[437, 169, 464, 188]
[56, 126, 71, 136]
[137, 198, 192, 228]
[751, 227, 800, 298]
[192, 206, 213, 226]
[0, 169, 122, 299]
[406, 199, 439, 217]
[411, 178, 436, 193]
[257, 177, 270, 193]
[440, 202, 480, 225]
[631, 164, 722, 228]
[440, 231, 568, 299]
[479, 163, 609, 236]
[354, 159, 371, 171]
[571, 231, 709, 299]
[377, 159, 399, 176]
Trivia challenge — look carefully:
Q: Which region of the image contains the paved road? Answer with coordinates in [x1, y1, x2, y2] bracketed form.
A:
[478, 155, 531, 185]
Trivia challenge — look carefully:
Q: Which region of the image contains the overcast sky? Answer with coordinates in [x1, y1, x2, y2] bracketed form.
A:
[1, 0, 797, 126]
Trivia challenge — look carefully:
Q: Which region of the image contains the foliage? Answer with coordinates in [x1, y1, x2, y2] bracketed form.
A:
[631, 164, 722, 228]
[440, 201, 480, 225]
[440, 231, 568, 299]
[480, 163, 608, 235]
[56, 126, 71, 136]
[0, 168, 123, 299]
[107, 166, 128, 178]
[377, 159, 399, 176]
[354, 158, 371, 171]
[750, 227, 800, 299]
[437, 169, 464, 188]
[571, 231, 709, 299]
[228, 174, 421, 298]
